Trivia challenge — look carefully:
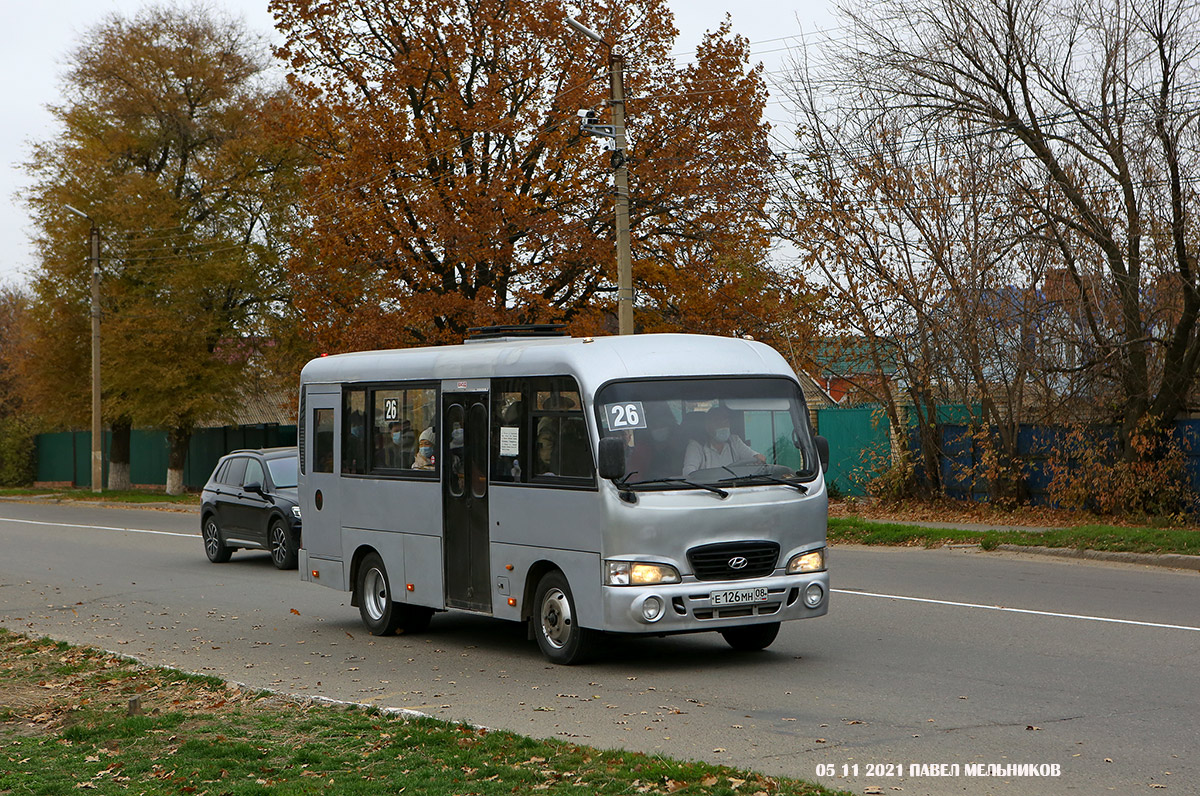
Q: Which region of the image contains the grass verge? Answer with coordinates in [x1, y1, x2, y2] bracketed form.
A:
[0, 628, 846, 796]
[0, 488, 198, 505]
[829, 516, 1200, 556]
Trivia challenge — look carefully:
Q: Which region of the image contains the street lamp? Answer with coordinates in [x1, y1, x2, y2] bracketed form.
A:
[567, 15, 634, 336]
[64, 204, 103, 494]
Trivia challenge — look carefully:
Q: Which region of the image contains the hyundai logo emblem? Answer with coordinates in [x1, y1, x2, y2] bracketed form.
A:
[728, 556, 749, 570]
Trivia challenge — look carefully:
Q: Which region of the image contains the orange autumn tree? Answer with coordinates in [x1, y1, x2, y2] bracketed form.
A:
[271, 0, 796, 351]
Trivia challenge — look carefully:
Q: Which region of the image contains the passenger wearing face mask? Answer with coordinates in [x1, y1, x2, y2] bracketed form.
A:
[448, 425, 465, 492]
[412, 428, 436, 470]
[681, 406, 765, 477]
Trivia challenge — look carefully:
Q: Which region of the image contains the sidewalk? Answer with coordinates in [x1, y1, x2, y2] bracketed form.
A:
[849, 515, 1200, 572]
[0, 494, 197, 513]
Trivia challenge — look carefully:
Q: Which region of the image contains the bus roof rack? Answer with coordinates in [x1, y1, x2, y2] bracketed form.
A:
[465, 324, 570, 342]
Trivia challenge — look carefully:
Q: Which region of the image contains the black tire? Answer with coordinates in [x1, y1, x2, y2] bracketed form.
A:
[269, 518, 298, 570]
[720, 621, 781, 652]
[532, 570, 599, 665]
[356, 553, 400, 636]
[202, 515, 232, 563]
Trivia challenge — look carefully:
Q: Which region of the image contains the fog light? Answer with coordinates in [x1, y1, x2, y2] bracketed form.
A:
[641, 596, 665, 622]
[804, 583, 824, 608]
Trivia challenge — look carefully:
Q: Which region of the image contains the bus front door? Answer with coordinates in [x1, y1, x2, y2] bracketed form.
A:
[441, 390, 491, 613]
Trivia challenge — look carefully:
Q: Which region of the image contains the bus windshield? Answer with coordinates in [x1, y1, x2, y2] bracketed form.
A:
[594, 377, 819, 488]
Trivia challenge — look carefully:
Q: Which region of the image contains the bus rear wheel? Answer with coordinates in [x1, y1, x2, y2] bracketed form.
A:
[357, 553, 400, 636]
[533, 571, 598, 665]
[720, 621, 780, 652]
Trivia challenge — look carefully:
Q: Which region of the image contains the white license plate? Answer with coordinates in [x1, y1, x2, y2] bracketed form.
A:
[711, 587, 769, 605]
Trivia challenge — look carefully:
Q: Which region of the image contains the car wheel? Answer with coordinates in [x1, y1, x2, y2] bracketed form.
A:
[356, 552, 400, 636]
[202, 515, 232, 563]
[720, 621, 781, 652]
[532, 570, 598, 665]
[269, 518, 298, 570]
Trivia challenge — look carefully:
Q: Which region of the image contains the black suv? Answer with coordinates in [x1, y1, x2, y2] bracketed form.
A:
[200, 447, 301, 569]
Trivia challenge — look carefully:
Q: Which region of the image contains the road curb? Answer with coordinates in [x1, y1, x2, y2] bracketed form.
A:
[91, 644, 447, 725]
[994, 544, 1200, 572]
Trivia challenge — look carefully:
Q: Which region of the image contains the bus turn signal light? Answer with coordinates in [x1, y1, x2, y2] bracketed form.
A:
[508, 598, 517, 607]
[311, 570, 319, 579]
[406, 583, 415, 591]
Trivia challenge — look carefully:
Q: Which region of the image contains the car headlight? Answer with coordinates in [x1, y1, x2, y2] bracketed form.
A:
[605, 560, 681, 586]
[787, 548, 826, 574]
[291, 505, 302, 519]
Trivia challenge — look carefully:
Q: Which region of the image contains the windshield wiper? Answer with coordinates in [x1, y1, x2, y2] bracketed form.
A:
[626, 477, 729, 499]
[717, 468, 808, 494]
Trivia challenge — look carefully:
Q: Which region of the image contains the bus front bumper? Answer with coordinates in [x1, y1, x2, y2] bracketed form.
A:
[600, 571, 830, 634]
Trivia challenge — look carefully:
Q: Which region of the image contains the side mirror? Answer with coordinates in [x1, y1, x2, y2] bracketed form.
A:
[244, 481, 264, 495]
[597, 436, 627, 481]
[814, 436, 830, 473]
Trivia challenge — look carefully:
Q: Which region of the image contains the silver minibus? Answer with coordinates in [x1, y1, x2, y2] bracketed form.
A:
[297, 329, 830, 664]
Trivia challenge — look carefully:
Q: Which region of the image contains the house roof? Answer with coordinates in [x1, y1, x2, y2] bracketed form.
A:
[811, 337, 901, 377]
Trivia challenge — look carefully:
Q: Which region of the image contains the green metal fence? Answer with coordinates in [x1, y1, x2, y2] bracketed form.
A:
[35, 424, 297, 491]
[815, 405, 891, 496]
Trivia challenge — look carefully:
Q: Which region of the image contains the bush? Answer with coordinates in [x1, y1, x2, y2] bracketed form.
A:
[825, 477, 843, 500]
[0, 415, 36, 486]
[1047, 420, 1193, 518]
[863, 448, 917, 504]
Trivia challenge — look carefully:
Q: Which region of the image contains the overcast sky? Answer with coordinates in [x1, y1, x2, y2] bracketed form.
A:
[0, 0, 838, 286]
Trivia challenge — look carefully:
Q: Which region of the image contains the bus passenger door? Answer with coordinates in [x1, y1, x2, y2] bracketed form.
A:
[442, 388, 491, 613]
[302, 389, 341, 560]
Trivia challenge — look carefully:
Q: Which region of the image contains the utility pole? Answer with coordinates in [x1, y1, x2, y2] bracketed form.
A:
[567, 16, 634, 335]
[609, 52, 633, 336]
[66, 204, 103, 493]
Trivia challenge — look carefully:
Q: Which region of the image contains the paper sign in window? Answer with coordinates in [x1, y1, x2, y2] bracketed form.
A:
[499, 427, 520, 456]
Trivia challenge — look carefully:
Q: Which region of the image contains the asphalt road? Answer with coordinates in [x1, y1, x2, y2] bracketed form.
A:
[1, 500, 1197, 795]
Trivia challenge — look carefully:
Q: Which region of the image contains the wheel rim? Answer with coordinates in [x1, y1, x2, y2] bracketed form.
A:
[363, 567, 388, 622]
[540, 587, 572, 649]
[270, 524, 287, 565]
[203, 520, 220, 558]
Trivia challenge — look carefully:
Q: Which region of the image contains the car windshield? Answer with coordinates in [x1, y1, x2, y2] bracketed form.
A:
[594, 377, 819, 488]
[267, 455, 298, 489]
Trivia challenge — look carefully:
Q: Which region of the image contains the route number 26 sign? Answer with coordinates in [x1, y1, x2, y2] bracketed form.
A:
[602, 401, 647, 431]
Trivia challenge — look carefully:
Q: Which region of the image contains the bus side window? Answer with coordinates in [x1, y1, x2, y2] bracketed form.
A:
[342, 389, 367, 474]
[491, 386, 526, 483]
[533, 379, 592, 481]
[314, 409, 335, 473]
[369, 385, 437, 474]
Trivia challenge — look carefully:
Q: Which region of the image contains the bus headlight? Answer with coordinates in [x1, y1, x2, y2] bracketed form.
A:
[787, 548, 826, 574]
[605, 561, 681, 586]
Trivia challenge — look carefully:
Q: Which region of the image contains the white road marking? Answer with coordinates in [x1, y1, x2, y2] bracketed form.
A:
[4, 513, 1196, 632]
[0, 516, 196, 539]
[833, 587, 1200, 632]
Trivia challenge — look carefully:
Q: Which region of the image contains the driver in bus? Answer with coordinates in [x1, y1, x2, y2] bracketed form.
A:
[682, 406, 766, 476]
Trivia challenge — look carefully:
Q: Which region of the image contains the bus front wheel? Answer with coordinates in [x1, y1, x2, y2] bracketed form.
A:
[720, 621, 781, 652]
[533, 571, 598, 665]
[357, 553, 400, 636]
